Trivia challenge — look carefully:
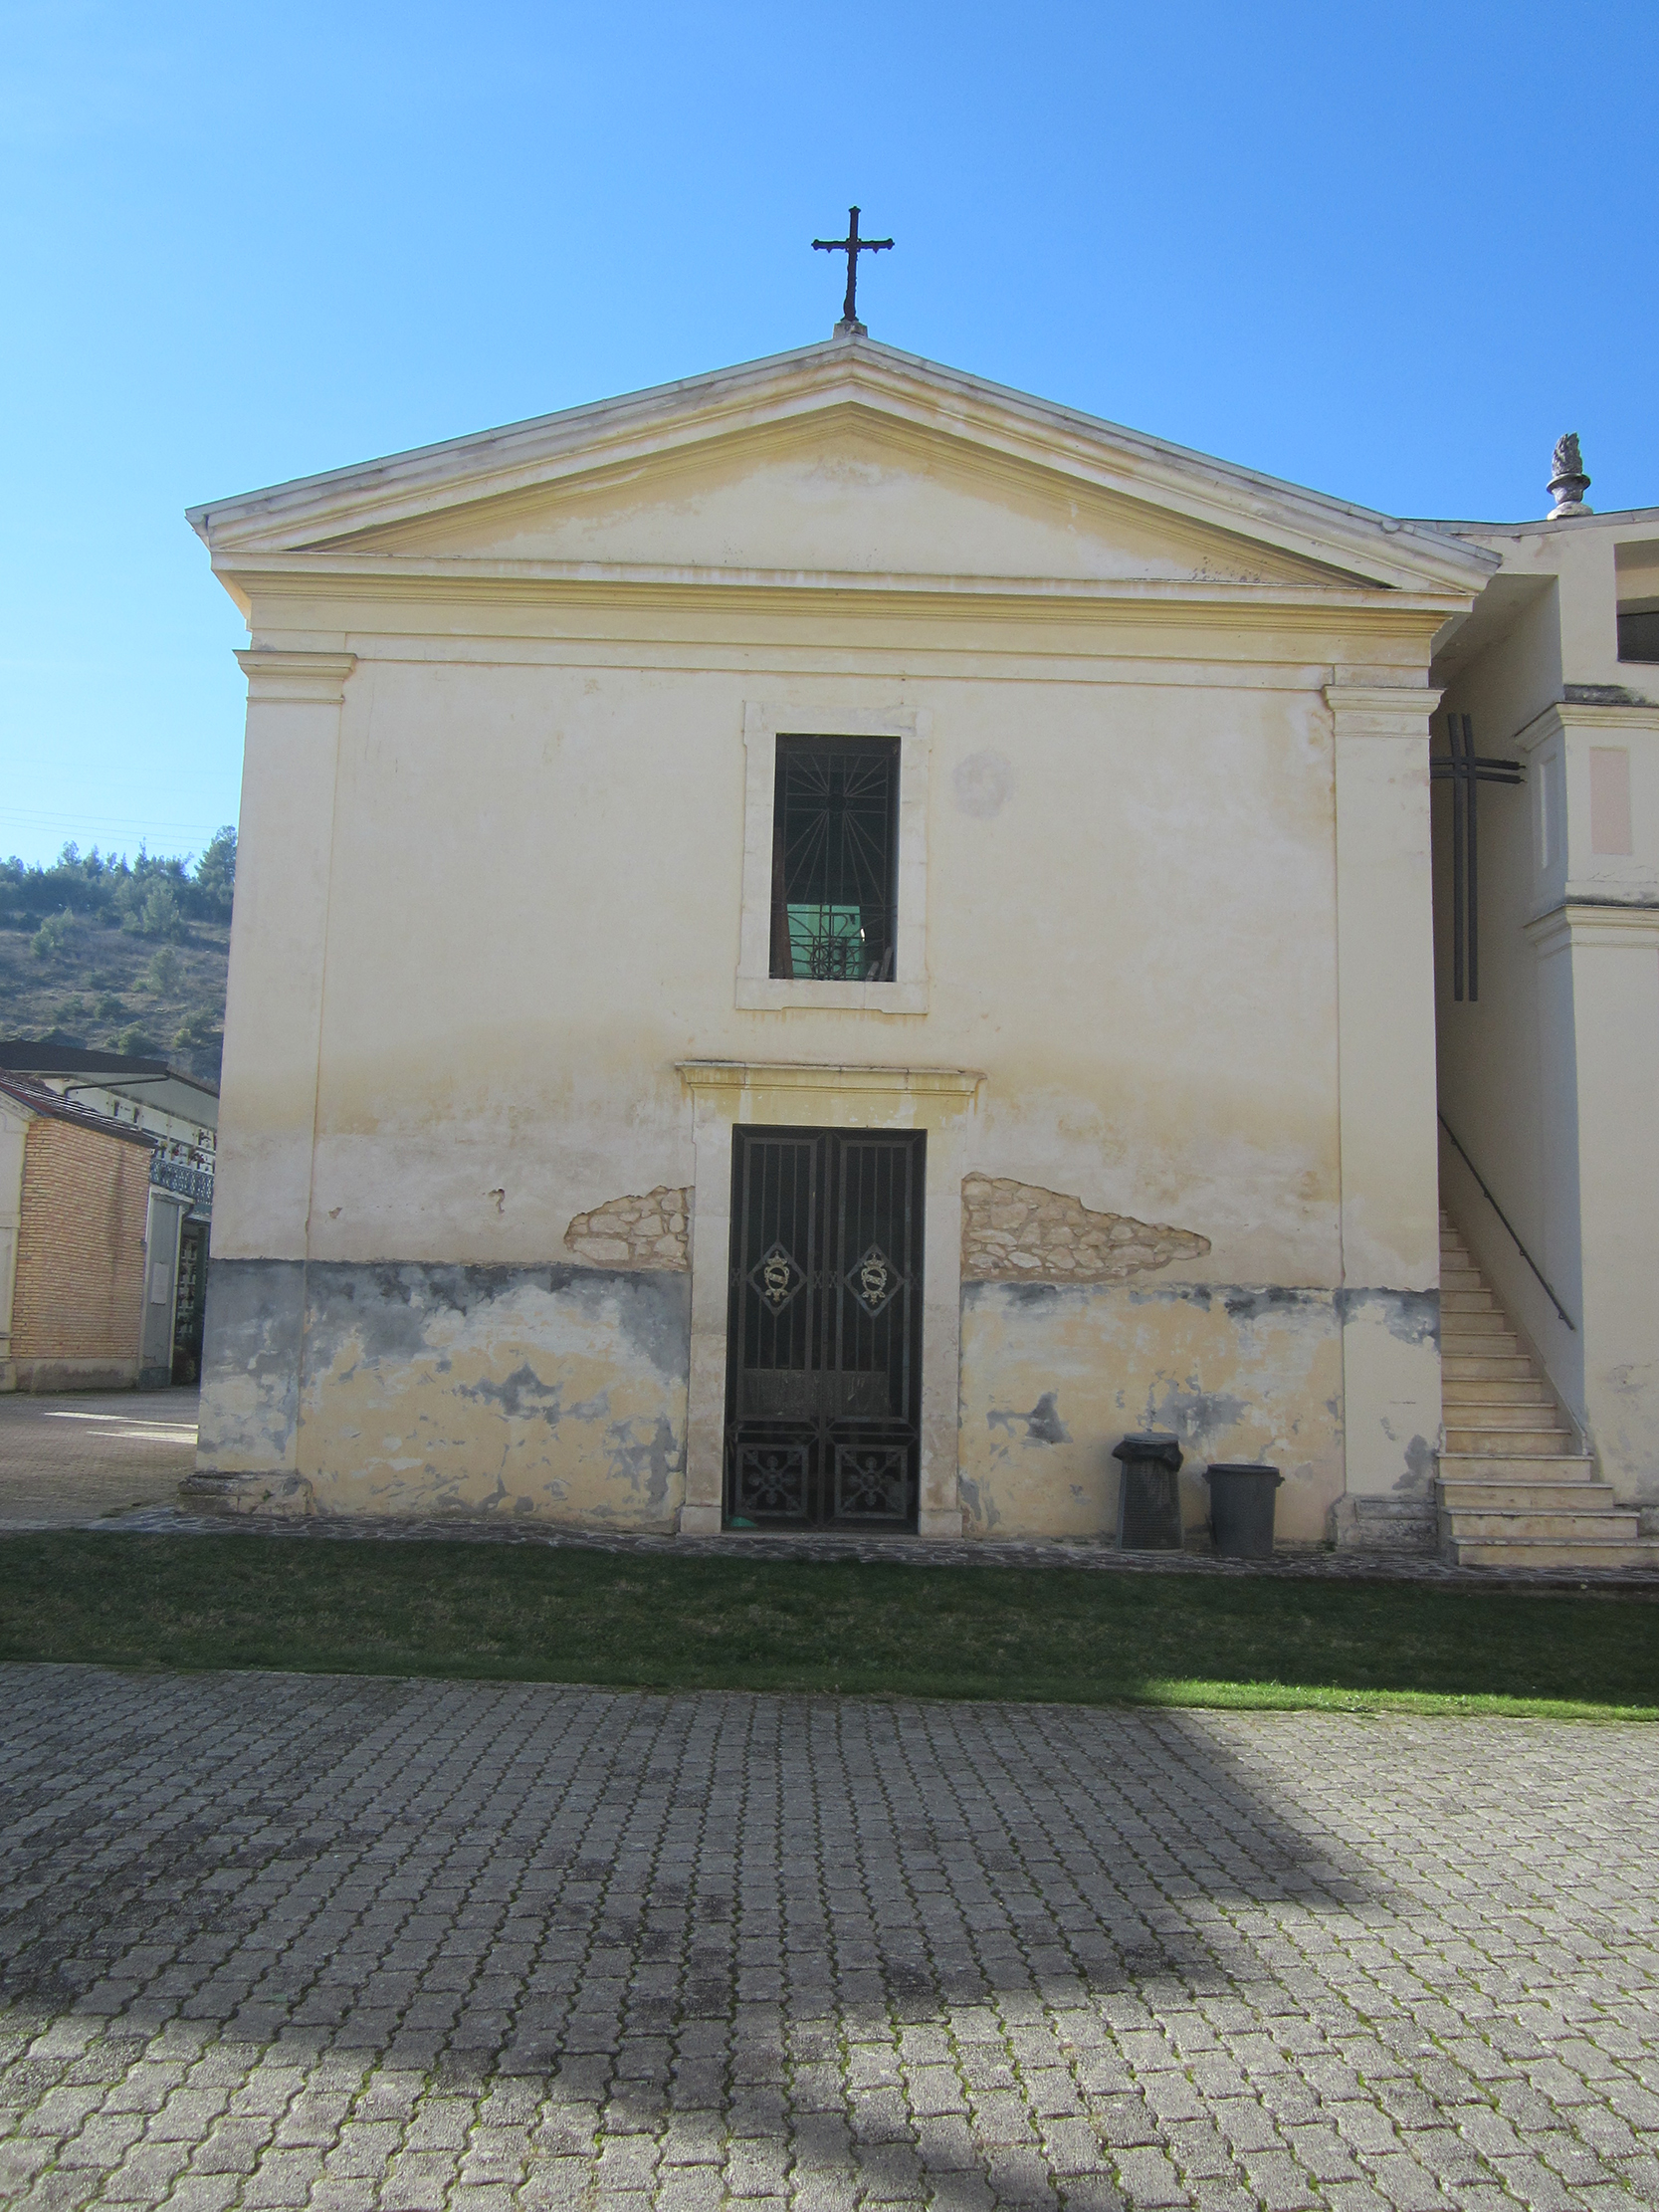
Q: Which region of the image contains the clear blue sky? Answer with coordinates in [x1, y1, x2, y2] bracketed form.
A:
[4, 1, 1654, 869]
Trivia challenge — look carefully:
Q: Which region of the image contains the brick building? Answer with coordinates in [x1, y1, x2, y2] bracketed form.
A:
[0, 1075, 189, 1392]
[0, 1045, 218, 1392]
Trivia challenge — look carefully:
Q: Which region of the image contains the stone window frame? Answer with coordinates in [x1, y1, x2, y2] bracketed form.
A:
[736, 702, 931, 1013]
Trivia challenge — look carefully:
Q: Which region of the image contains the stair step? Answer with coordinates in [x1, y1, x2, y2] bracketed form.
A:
[1439, 1483, 1616, 1514]
[1442, 1395, 1566, 1419]
[1442, 1355, 1539, 1382]
[1443, 1537, 1659, 1570]
[1442, 1378, 1556, 1406]
[1437, 1454, 1598, 1486]
[1445, 1428, 1580, 1456]
[1439, 1508, 1641, 1542]
[1427, 1217, 1628, 1570]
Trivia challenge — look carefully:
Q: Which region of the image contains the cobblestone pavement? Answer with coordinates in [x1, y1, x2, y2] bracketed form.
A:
[0, 1393, 199, 1529]
[1, 1670, 1654, 2211]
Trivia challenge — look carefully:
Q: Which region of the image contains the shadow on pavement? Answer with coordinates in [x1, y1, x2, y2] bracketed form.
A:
[0, 1666, 1399, 2205]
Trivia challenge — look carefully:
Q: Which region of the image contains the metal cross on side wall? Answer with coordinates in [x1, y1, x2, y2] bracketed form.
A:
[812, 205, 893, 329]
[1430, 712, 1523, 1001]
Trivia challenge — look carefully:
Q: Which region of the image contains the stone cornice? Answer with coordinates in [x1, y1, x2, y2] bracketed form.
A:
[1512, 697, 1659, 754]
[1525, 900, 1659, 955]
[188, 338, 1495, 597]
[1324, 682, 1443, 732]
[220, 553, 1465, 640]
[235, 648, 357, 705]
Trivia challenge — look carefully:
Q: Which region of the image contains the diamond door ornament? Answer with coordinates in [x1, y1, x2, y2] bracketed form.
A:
[846, 1242, 902, 1317]
[748, 1241, 805, 1314]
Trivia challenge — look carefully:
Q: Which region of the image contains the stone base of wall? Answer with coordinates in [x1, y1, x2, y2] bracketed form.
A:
[1, 1357, 141, 1394]
[1330, 1494, 1437, 1552]
[180, 1468, 317, 1517]
[196, 1256, 691, 1529]
[958, 1279, 1348, 1545]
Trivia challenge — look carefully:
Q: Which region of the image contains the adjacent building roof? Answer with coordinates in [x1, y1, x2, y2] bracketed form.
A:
[0, 1042, 219, 1130]
[0, 1042, 218, 1095]
[0, 1071, 157, 1149]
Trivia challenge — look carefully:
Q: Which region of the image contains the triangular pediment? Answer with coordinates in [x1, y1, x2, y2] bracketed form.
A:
[189, 337, 1496, 600]
[309, 408, 1349, 587]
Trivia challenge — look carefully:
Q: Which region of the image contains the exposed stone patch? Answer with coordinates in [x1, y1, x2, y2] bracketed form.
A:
[564, 1187, 690, 1271]
[961, 1174, 1210, 1283]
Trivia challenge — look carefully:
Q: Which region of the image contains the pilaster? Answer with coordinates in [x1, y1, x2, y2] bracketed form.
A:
[198, 648, 355, 1480]
[1327, 683, 1443, 1503]
[1525, 902, 1659, 1508]
[1513, 698, 1659, 916]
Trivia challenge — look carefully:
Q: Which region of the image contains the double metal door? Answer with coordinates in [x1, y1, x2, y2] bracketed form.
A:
[725, 1126, 925, 1528]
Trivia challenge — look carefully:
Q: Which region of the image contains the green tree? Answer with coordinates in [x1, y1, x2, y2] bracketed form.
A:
[191, 826, 237, 921]
[31, 909, 78, 959]
[173, 1009, 220, 1050]
[146, 945, 183, 993]
[138, 883, 185, 940]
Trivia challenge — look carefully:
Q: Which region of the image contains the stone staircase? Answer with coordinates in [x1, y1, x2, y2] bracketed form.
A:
[1437, 1214, 1659, 1568]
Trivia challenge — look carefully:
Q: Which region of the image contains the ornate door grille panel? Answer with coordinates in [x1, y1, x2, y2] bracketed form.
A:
[726, 1126, 924, 1528]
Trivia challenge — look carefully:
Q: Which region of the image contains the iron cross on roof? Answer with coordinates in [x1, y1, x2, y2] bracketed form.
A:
[812, 206, 893, 333]
[1431, 714, 1524, 1001]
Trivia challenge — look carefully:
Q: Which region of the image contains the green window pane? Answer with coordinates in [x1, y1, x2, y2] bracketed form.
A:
[786, 904, 867, 981]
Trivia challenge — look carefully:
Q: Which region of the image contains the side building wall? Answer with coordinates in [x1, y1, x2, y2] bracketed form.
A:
[11, 1119, 151, 1391]
[1433, 514, 1659, 1525]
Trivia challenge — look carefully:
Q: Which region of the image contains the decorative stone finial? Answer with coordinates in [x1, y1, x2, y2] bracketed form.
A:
[1548, 432, 1592, 518]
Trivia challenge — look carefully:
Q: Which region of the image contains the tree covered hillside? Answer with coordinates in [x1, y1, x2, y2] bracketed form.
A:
[0, 833, 235, 1085]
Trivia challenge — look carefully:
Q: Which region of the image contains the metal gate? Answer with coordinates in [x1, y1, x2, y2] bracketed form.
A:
[725, 1126, 925, 1528]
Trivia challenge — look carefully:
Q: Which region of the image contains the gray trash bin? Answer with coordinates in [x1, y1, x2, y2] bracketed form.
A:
[1113, 1434, 1184, 1551]
[1204, 1462, 1283, 1559]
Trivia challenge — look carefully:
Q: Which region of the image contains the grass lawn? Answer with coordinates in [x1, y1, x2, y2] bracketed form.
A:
[0, 1533, 1654, 1720]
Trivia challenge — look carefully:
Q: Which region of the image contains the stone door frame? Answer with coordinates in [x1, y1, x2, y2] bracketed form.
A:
[677, 1061, 983, 1536]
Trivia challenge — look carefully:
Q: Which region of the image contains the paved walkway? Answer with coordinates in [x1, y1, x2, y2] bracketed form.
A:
[0, 1669, 1654, 2210]
[0, 1392, 199, 1529]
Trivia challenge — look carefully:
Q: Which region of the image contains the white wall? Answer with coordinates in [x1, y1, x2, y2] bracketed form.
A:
[1434, 510, 1659, 1518]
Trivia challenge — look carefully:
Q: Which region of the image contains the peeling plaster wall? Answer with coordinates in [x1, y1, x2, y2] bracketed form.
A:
[960, 1280, 1361, 1545]
[961, 1174, 1210, 1282]
[564, 1188, 690, 1270]
[195, 1257, 689, 1528]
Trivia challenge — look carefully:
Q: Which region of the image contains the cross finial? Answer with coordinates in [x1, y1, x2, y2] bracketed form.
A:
[812, 205, 893, 337]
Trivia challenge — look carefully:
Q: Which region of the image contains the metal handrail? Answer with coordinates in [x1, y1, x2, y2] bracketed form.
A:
[1438, 1113, 1575, 1331]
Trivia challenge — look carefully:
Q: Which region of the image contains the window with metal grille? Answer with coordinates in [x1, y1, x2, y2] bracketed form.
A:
[767, 736, 900, 983]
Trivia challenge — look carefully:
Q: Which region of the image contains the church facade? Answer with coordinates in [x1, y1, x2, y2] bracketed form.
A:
[184, 334, 1655, 1555]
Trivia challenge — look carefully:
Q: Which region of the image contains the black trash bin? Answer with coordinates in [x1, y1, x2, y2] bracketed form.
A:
[1112, 1434, 1184, 1551]
[1204, 1462, 1282, 1559]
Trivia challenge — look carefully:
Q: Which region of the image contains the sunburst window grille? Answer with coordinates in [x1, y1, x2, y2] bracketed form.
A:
[768, 736, 900, 983]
